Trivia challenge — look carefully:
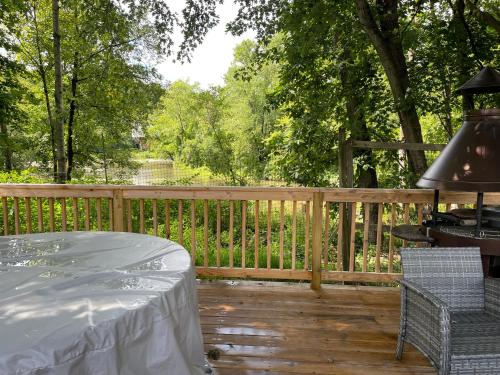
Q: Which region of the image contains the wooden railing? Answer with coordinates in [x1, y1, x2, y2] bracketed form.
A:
[2, 184, 499, 289]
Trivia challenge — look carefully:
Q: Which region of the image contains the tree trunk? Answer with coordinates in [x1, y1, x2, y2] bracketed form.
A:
[465, 0, 500, 36]
[354, 0, 427, 186]
[66, 53, 78, 181]
[0, 122, 12, 171]
[31, 3, 57, 180]
[52, 0, 66, 183]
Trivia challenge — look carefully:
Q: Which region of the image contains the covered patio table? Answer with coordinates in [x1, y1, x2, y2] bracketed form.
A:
[0, 231, 209, 375]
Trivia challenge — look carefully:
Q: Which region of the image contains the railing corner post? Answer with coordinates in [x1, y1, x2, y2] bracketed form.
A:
[311, 191, 324, 290]
[112, 189, 124, 232]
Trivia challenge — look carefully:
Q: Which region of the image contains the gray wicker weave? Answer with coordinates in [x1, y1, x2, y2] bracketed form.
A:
[396, 247, 500, 375]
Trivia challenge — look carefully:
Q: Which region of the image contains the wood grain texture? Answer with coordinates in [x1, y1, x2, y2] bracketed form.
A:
[198, 282, 435, 375]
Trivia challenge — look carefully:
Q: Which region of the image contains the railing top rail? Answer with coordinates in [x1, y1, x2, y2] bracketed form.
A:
[0, 184, 499, 204]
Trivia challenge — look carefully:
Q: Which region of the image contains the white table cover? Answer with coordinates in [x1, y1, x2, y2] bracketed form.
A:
[0, 232, 207, 375]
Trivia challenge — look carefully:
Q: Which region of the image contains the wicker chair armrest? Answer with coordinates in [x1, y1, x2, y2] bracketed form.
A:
[400, 279, 451, 370]
[485, 277, 500, 318]
[401, 279, 449, 309]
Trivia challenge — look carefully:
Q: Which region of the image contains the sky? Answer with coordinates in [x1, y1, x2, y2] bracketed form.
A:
[157, 2, 255, 88]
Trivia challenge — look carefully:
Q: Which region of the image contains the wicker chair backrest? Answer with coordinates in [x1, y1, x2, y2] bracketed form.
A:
[401, 247, 484, 311]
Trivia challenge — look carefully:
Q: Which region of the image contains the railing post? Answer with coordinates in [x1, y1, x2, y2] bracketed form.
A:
[311, 191, 324, 290]
[112, 189, 124, 232]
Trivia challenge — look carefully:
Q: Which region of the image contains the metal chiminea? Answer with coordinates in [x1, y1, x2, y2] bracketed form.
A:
[417, 67, 500, 238]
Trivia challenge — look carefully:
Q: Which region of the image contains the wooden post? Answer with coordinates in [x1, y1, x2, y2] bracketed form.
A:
[112, 189, 124, 232]
[311, 191, 324, 290]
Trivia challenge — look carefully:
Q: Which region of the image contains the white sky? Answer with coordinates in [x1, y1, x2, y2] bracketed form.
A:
[157, 1, 255, 88]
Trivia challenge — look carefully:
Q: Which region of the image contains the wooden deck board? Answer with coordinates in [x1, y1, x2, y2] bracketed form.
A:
[198, 281, 436, 375]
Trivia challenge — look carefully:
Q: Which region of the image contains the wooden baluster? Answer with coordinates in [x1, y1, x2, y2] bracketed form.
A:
[108, 198, 113, 231]
[60, 198, 66, 232]
[165, 200, 170, 239]
[204, 200, 209, 267]
[241, 200, 247, 269]
[267, 200, 272, 270]
[304, 201, 310, 270]
[191, 199, 196, 262]
[403, 203, 410, 247]
[417, 203, 423, 225]
[254, 200, 259, 269]
[216, 200, 221, 266]
[337, 203, 345, 271]
[349, 202, 357, 272]
[3, 197, 9, 235]
[13, 197, 20, 235]
[362, 203, 370, 273]
[37, 198, 43, 232]
[84, 198, 90, 231]
[72, 198, 78, 231]
[324, 201, 330, 270]
[25, 197, 32, 233]
[96, 198, 102, 231]
[229, 201, 234, 268]
[178, 200, 183, 246]
[152, 199, 158, 236]
[279, 200, 285, 270]
[48, 197, 55, 232]
[291, 200, 297, 270]
[311, 192, 323, 290]
[139, 199, 145, 234]
[126, 199, 132, 232]
[375, 203, 383, 273]
[389, 203, 396, 273]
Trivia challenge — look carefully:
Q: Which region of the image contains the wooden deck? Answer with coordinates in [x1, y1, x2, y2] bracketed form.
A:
[197, 281, 436, 375]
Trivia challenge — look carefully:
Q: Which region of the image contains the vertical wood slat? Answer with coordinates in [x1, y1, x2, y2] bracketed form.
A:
[108, 198, 114, 231]
[267, 200, 272, 270]
[95, 198, 102, 231]
[3, 197, 8, 235]
[60, 198, 67, 232]
[25, 197, 32, 233]
[216, 200, 221, 267]
[139, 199, 145, 234]
[349, 202, 357, 273]
[389, 203, 397, 273]
[311, 192, 323, 290]
[72, 198, 78, 231]
[362, 203, 370, 273]
[304, 201, 310, 270]
[178, 200, 183, 246]
[229, 200, 234, 268]
[324, 201, 330, 270]
[126, 199, 131, 232]
[403, 203, 410, 247]
[191, 199, 196, 262]
[152, 199, 158, 236]
[417, 204, 423, 225]
[254, 200, 259, 269]
[165, 200, 170, 239]
[241, 200, 247, 269]
[337, 203, 345, 271]
[375, 203, 383, 273]
[291, 201, 297, 270]
[13, 197, 20, 235]
[84, 198, 90, 231]
[112, 190, 124, 232]
[279, 200, 285, 270]
[48, 197, 55, 232]
[204, 200, 209, 267]
[37, 198, 43, 232]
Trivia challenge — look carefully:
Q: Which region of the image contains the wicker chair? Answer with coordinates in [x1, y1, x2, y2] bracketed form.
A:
[396, 247, 500, 375]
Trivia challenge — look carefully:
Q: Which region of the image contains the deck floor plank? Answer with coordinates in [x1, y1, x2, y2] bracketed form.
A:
[198, 281, 436, 375]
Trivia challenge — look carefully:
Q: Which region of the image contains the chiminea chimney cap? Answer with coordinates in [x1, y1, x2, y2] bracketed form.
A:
[456, 67, 500, 95]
